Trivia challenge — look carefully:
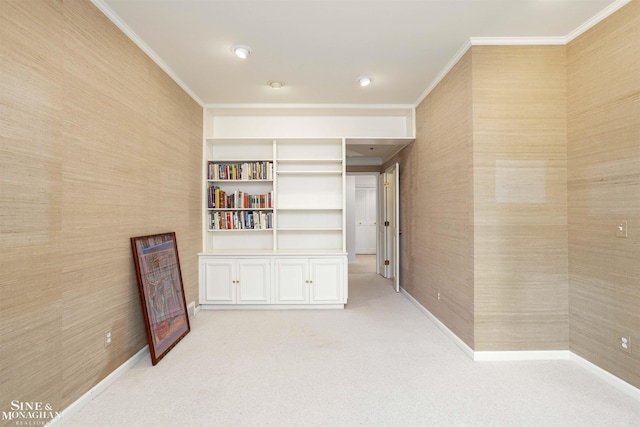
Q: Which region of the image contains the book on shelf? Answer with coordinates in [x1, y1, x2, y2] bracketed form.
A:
[208, 186, 274, 209]
[210, 210, 273, 230]
[208, 161, 273, 180]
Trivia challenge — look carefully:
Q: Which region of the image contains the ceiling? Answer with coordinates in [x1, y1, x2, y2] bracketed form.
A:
[97, 0, 620, 164]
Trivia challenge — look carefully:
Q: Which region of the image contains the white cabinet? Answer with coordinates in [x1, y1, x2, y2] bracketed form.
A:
[309, 258, 346, 304]
[274, 258, 308, 304]
[200, 257, 271, 305]
[274, 257, 345, 305]
[200, 255, 346, 308]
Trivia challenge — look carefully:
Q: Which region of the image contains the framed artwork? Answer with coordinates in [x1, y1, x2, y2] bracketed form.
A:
[130, 232, 190, 365]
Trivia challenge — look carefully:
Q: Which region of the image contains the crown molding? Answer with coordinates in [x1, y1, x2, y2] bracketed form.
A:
[470, 36, 566, 46]
[566, 0, 632, 43]
[204, 103, 415, 110]
[414, 0, 632, 107]
[90, 0, 204, 107]
[413, 39, 472, 108]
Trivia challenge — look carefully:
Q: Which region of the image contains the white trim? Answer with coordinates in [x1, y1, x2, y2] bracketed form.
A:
[199, 304, 344, 310]
[47, 346, 149, 426]
[90, 0, 204, 107]
[571, 353, 640, 403]
[474, 350, 570, 362]
[400, 287, 640, 402]
[470, 36, 566, 46]
[413, 39, 472, 108]
[566, 0, 632, 43]
[414, 0, 631, 108]
[204, 103, 416, 111]
[414, 36, 571, 107]
[400, 286, 475, 359]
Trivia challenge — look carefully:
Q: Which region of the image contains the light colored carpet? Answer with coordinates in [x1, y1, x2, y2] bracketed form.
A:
[62, 268, 640, 427]
[348, 254, 377, 274]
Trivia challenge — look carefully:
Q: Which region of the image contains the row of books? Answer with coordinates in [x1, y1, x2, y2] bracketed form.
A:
[208, 187, 274, 209]
[208, 162, 273, 181]
[210, 211, 273, 230]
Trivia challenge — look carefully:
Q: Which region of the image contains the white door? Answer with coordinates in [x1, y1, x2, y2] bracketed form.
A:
[377, 173, 387, 276]
[387, 163, 400, 292]
[355, 187, 376, 254]
[377, 163, 400, 291]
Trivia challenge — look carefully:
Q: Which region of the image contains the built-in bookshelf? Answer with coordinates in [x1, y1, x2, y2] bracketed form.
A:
[200, 137, 347, 308]
[203, 138, 345, 253]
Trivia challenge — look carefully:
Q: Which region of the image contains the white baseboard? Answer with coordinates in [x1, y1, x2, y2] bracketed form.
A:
[48, 346, 149, 426]
[400, 286, 640, 402]
[571, 353, 640, 402]
[474, 350, 570, 361]
[400, 287, 475, 359]
[199, 304, 345, 310]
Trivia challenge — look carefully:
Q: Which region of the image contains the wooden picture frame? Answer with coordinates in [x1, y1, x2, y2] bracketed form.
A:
[130, 232, 190, 365]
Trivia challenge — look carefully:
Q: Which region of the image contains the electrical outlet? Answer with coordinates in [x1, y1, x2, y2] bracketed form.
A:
[437, 291, 441, 301]
[616, 220, 628, 238]
[621, 336, 631, 353]
[105, 330, 112, 348]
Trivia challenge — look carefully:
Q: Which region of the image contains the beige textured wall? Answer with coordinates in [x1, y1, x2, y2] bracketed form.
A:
[567, 1, 640, 388]
[397, 46, 567, 351]
[0, 0, 202, 418]
[395, 51, 475, 348]
[397, 2, 638, 387]
[472, 46, 568, 351]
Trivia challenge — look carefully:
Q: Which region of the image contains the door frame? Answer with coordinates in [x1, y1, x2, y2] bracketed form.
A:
[377, 162, 400, 292]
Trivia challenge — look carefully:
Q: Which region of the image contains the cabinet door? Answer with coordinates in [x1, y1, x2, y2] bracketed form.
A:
[274, 258, 309, 304]
[309, 258, 344, 304]
[237, 259, 271, 304]
[202, 259, 236, 304]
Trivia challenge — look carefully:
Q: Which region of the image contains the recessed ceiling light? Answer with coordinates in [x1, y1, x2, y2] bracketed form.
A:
[268, 81, 284, 89]
[358, 76, 372, 87]
[231, 45, 252, 59]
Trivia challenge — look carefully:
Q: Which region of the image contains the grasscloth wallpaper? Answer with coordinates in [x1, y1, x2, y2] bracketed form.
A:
[395, 52, 475, 348]
[472, 45, 568, 351]
[393, 0, 638, 388]
[567, 0, 639, 389]
[0, 0, 202, 419]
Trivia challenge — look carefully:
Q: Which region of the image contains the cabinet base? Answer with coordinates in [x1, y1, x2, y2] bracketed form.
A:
[199, 303, 345, 310]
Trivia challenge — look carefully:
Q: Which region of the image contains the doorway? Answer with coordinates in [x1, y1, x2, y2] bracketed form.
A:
[346, 168, 400, 290]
